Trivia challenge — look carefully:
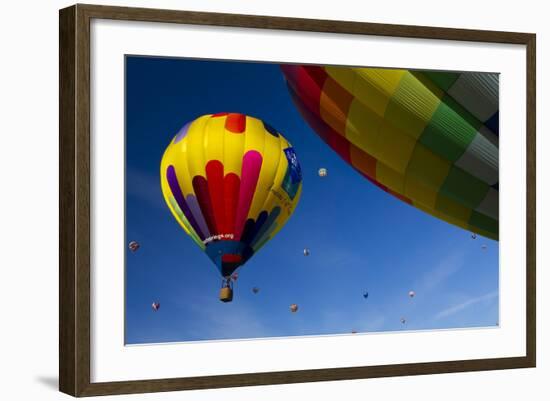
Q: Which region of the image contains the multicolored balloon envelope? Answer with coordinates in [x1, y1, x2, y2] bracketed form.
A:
[161, 113, 303, 279]
[281, 65, 499, 240]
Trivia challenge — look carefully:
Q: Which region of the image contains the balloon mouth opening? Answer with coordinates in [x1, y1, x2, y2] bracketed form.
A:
[221, 254, 243, 277]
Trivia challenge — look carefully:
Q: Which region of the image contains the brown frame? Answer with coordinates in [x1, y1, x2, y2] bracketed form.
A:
[59, 3, 536, 397]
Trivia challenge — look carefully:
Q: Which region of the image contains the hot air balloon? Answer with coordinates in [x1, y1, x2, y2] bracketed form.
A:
[400, 317, 407, 324]
[363, 291, 369, 299]
[252, 287, 260, 294]
[481, 244, 488, 250]
[290, 304, 299, 313]
[471, 233, 477, 239]
[161, 113, 303, 302]
[303, 248, 310, 256]
[151, 302, 160, 311]
[128, 240, 140, 252]
[408, 290, 416, 298]
[318, 168, 327, 177]
[281, 65, 498, 240]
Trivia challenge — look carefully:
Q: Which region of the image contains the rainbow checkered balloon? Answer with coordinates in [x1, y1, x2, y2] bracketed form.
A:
[160, 113, 303, 278]
[282, 65, 498, 240]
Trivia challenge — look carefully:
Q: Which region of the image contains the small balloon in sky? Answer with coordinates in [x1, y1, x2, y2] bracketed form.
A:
[481, 244, 488, 250]
[471, 233, 477, 239]
[363, 291, 369, 299]
[400, 317, 406, 324]
[290, 304, 299, 313]
[231, 272, 239, 281]
[252, 287, 260, 294]
[128, 240, 140, 252]
[318, 168, 327, 177]
[151, 302, 160, 311]
[408, 290, 415, 298]
[351, 330, 358, 334]
[303, 248, 310, 256]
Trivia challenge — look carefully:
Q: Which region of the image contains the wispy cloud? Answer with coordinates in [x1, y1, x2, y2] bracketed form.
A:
[172, 292, 270, 341]
[414, 251, 465, 293]
[435, 290, 498, 320]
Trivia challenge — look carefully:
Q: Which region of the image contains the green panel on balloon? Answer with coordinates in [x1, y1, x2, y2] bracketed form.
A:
[440, 166, 490, 209]
[469, 210, 498, 235]
[419, 97, 479, 162]
[421, 71, 460, 91]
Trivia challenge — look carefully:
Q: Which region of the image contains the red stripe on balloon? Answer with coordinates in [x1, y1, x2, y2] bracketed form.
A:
[222, 254, 242, 264]
[225, 113, 246, 133]
[234, 151, 263, 240]
[205, 160, 226, 234]
[388, 188, 413, 205]
[306, 66, 330, 88]
[212, 112, 229, 117]
[327, 130, 351, 164]
[224, 173, 240, 235]
[192, 176, 218, 235]
[283, 65, 326, 116]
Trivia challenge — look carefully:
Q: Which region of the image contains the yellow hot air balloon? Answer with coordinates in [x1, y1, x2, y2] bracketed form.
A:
[160, 113, 303, 302]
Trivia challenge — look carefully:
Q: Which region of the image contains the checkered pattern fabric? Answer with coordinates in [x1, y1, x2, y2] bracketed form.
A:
[281, 65, 499, 240]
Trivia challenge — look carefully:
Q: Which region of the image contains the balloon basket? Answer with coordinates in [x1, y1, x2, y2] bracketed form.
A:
[219, 287, 233, 303]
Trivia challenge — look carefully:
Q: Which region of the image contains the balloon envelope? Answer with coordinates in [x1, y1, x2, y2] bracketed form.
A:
[161, 113, 303, 278]
[281, 65, 498, 240]
[128, 241, 140, 252]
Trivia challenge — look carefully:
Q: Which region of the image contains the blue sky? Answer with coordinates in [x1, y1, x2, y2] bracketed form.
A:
[125, 56, 499, 344]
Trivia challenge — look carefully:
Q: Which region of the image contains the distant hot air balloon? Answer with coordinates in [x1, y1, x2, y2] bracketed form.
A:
[152, 302, 160, 311]
[252, 287, 260, 294]
[303, 248, 310, 256]
[481, 244, 488, 250]
[400, 317, 406, 324]
[281, 65, 499, 240]
[363, 291, 369, 299]
[408, 290, 416, 298]
[318, 168, 328, 177]
[471, 233, 477, 239]
[231, 272, 239, 281]
[128, 240, 140, 252]
[351, 330, 358, 334]
[290, 304, 299, 313]
[161, 113, 303, 302]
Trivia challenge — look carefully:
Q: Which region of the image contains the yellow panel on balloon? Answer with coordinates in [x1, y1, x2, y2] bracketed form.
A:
[344, 98, 383, 155]
[353, 68, 406, 116]
[242, 116, 266, 154]
[184, 117, 208, 180]
[248, 123, 282, 220]
[404, 174, 439, 210]
[414, 201, 469, 230]
[222, 120, 246, 176]
[384, 73, 441, 139]
[355, 68, 405, 94]
[434, 193, 472, 227]
[324, 66, 356, 94]
[376, 162, 406, 194]
[375, 121, 417, 174]
[405, 145, 451, 191]
[204, 115, 225, 163]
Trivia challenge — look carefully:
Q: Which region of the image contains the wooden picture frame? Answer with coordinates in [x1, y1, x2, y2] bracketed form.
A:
[59, 3, 536, 397]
